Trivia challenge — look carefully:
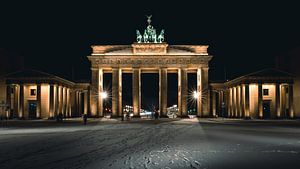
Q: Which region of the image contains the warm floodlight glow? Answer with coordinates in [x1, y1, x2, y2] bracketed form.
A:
[100, 91, 108, 99]
[193, 91, 199, 99]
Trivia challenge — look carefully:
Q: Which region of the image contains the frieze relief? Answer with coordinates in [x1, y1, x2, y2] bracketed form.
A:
[94, 57, 209, 66]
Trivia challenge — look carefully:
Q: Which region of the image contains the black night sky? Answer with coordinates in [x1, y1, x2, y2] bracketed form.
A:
[1, 0, 300, 109]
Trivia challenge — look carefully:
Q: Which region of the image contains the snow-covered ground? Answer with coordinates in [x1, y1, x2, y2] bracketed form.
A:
[0, 118, 300, 169]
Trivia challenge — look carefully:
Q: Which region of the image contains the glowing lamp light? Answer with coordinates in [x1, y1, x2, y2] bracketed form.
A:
[100, 91, 108, 99]
[193, 91, 199, 99]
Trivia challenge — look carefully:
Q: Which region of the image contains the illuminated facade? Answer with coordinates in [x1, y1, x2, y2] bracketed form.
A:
[0, 70, 89, 119]
[0, 18, 296, 120]
[88, 44, 212, 118]
[211, 69, 295, 119]
[88, 18, 212, 118]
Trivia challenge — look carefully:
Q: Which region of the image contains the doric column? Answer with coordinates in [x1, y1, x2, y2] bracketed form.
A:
[90, 69, 97, 116]
[258, 83, 263, 118]
[90, 68, 103, 117]
[240, 85, 244, 117]
[19, 84, 24, 118]
[118, 69, 122, 116]
[84, 91, 88, 115]
[13, 85, 19, 118]
[132, 68, 141, 117]
[235, 87, 239, 117]
[159, 68, 168, 117]
[196, 68, 202, 117]
[6, 85, 11, 118]
[55, 85, 59, 116]
[212, 91, 216, 117]
[179, 68, 188, 117]
[75, 91, 79, 115]
[87, 87, 91, 116]
[244, 84, 250, 118]
[68, 88, 71, 117]
[98, 69, 104, 117]
[59, 86, 63, 115]
[36, 84, 41, 118]
[60, 86, 65, 115]
[70, 90, 75, 117]
[275, 83, 280, 118]
[231, 88, 234, 117]
[79, 91, 82, 115]
[218, 91, 222, 116]
[201, 67, 209, 116]
[66, 88, 69, 117]
[69, 89, 72, 117]
[288, 84, 294, 118]
[112, 68, 120, 117]
[227, 88, 231, 117]
[178, 69, 182, 116]
[64, 87, 68, 116]
[237, 86, 242, 117]
[49, 84, 54, 118]
[280, 85, 286, 117]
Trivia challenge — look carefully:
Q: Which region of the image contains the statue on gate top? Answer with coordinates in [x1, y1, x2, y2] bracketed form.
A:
[136, 15, 165, 43]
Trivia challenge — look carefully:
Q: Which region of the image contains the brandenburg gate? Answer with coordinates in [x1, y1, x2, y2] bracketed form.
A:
[87, 17, 213, 118]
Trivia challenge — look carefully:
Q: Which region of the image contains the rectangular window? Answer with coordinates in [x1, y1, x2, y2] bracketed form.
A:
[30, 89, 36, 96]
[263, 89, 269, 96]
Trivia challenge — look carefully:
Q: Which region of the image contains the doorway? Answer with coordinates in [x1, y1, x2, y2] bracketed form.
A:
[28, 101, 37, 119]
[263, 101, 271, 119]
[141, 73, 159, 117]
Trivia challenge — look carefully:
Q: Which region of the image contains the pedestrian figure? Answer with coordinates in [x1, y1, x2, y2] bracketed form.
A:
[56, 114, 59, 122]
[126, 112, 130, 121]
[83, 114, 87, 125]
[221, 102, 226, 117]
[59, 112, 63, 122]
[121, 111, 124, 121]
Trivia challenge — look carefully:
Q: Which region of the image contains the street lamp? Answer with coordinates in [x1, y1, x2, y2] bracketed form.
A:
[100, 91, 108, 99]
[193, 91, 199, 99]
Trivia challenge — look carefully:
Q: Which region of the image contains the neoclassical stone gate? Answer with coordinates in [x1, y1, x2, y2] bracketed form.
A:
[87, 19, 213, 118]
[88, 43, 212, 117]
